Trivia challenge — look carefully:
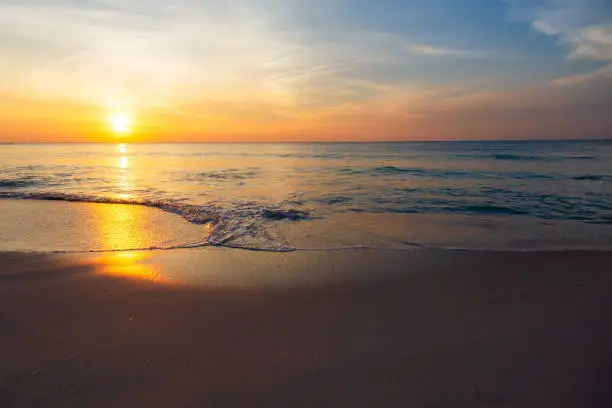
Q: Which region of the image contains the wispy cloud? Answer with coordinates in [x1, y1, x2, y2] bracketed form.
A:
[0, 0, 611, 141]
[406, 44, 497, 59]
[0, 1, 513, 110]
[549, 63, 612, 86]
[0, 1, 346, 112]
[509, 0, 612, 62]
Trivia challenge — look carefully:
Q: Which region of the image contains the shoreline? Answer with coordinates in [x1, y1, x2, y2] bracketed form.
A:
[3, 198, 612, 254]
[2, 248, 612, 406]
[3, 247, 612, 287]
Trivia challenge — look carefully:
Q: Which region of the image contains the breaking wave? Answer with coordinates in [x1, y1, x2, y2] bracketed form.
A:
[0, 192, 309, 252]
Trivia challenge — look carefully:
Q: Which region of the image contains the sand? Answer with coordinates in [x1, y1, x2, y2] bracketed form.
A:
[1, 248, 612, 407]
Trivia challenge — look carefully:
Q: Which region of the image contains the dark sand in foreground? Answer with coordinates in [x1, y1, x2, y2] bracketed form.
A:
[1, 249, 612, 407]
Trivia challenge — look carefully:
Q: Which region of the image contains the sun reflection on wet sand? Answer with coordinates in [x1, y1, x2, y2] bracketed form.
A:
[88, 200, 168, 282]
[85, 195, 189, 284]
[92, 252, 174, 284]
[90, 203, 157, 251]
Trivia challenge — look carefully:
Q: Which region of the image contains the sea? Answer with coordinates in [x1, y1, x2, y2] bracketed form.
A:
[1, 140, 612, 252]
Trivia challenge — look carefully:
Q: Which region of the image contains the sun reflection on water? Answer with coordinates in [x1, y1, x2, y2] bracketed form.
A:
[116, 143, 132, 199]
[119, 156, 129, 169]
[91, 203, 151, 250]
[88, 201, 176, 284]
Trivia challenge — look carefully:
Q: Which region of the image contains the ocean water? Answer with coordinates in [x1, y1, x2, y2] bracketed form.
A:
[1, 141, 612, 252]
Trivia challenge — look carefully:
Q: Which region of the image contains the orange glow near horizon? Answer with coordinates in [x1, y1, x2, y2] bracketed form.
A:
[0, 1, 611, 142]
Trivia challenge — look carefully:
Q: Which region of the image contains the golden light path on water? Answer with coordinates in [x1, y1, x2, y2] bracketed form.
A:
[117, 143, 131, 199]
[88, 202, 174, 284]
[89, 143, 174, 284]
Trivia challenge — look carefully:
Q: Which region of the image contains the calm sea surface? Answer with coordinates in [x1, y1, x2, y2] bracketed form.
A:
[1, 141, 612, 251]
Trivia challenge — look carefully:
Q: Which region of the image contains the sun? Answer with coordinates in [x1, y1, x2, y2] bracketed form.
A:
[110, 113, 131, 134]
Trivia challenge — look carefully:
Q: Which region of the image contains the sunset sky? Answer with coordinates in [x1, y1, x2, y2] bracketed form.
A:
[1, 0, 611, 142]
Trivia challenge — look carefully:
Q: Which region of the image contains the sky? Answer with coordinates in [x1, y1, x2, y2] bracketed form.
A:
[0, 0, 611, 142]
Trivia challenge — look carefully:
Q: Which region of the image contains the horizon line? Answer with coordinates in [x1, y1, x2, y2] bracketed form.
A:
[1, 138, 611, 144]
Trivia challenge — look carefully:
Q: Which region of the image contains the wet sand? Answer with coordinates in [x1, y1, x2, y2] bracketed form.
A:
[1, 249, 612, 407]
[0, 199, 208, 253]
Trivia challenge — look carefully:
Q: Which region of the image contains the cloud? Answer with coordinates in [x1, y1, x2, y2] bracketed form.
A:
[491, 1, 612, 139]
[303, 41, 612, 141]
[509, 0, 612, 61]
[549, 63, 612, 86]
[0, 1, 512, 112]
[406, 44, 496, 59]
[0, 1, 347, 111]
[0, 0, 610, 141]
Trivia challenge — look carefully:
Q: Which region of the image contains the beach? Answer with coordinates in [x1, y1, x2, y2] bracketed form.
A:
[2, 248, 612, 407]
[1, 142, 611, 406]
[1, 141, 611, 407]
[3, 0, 612, 405]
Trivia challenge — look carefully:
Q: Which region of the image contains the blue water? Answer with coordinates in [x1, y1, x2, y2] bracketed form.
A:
[1, 141, 612, 250]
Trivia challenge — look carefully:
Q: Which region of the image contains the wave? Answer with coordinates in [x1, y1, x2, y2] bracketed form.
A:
[13, 241, 612, 256]
[0, 191, 309, 252]
[488, 154, 596, 162]
[340, 166, 484, 179]
[452, 153, 597, 162]
[316, 196, 353, 205]
[2, 191, 611, 254]
[336, 166, 612, 184]
[573, 175, 608, 181]
[339, 166, 561, 181]
[344, 185, 612, 223]
[452, 204, 527, 215]
[0, 179, 39, 188]
[183, 168, 260, 182]
[490, 154, 543, 161]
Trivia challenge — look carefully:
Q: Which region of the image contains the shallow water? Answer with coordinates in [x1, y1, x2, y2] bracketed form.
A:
[1, 141, 611, 251]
